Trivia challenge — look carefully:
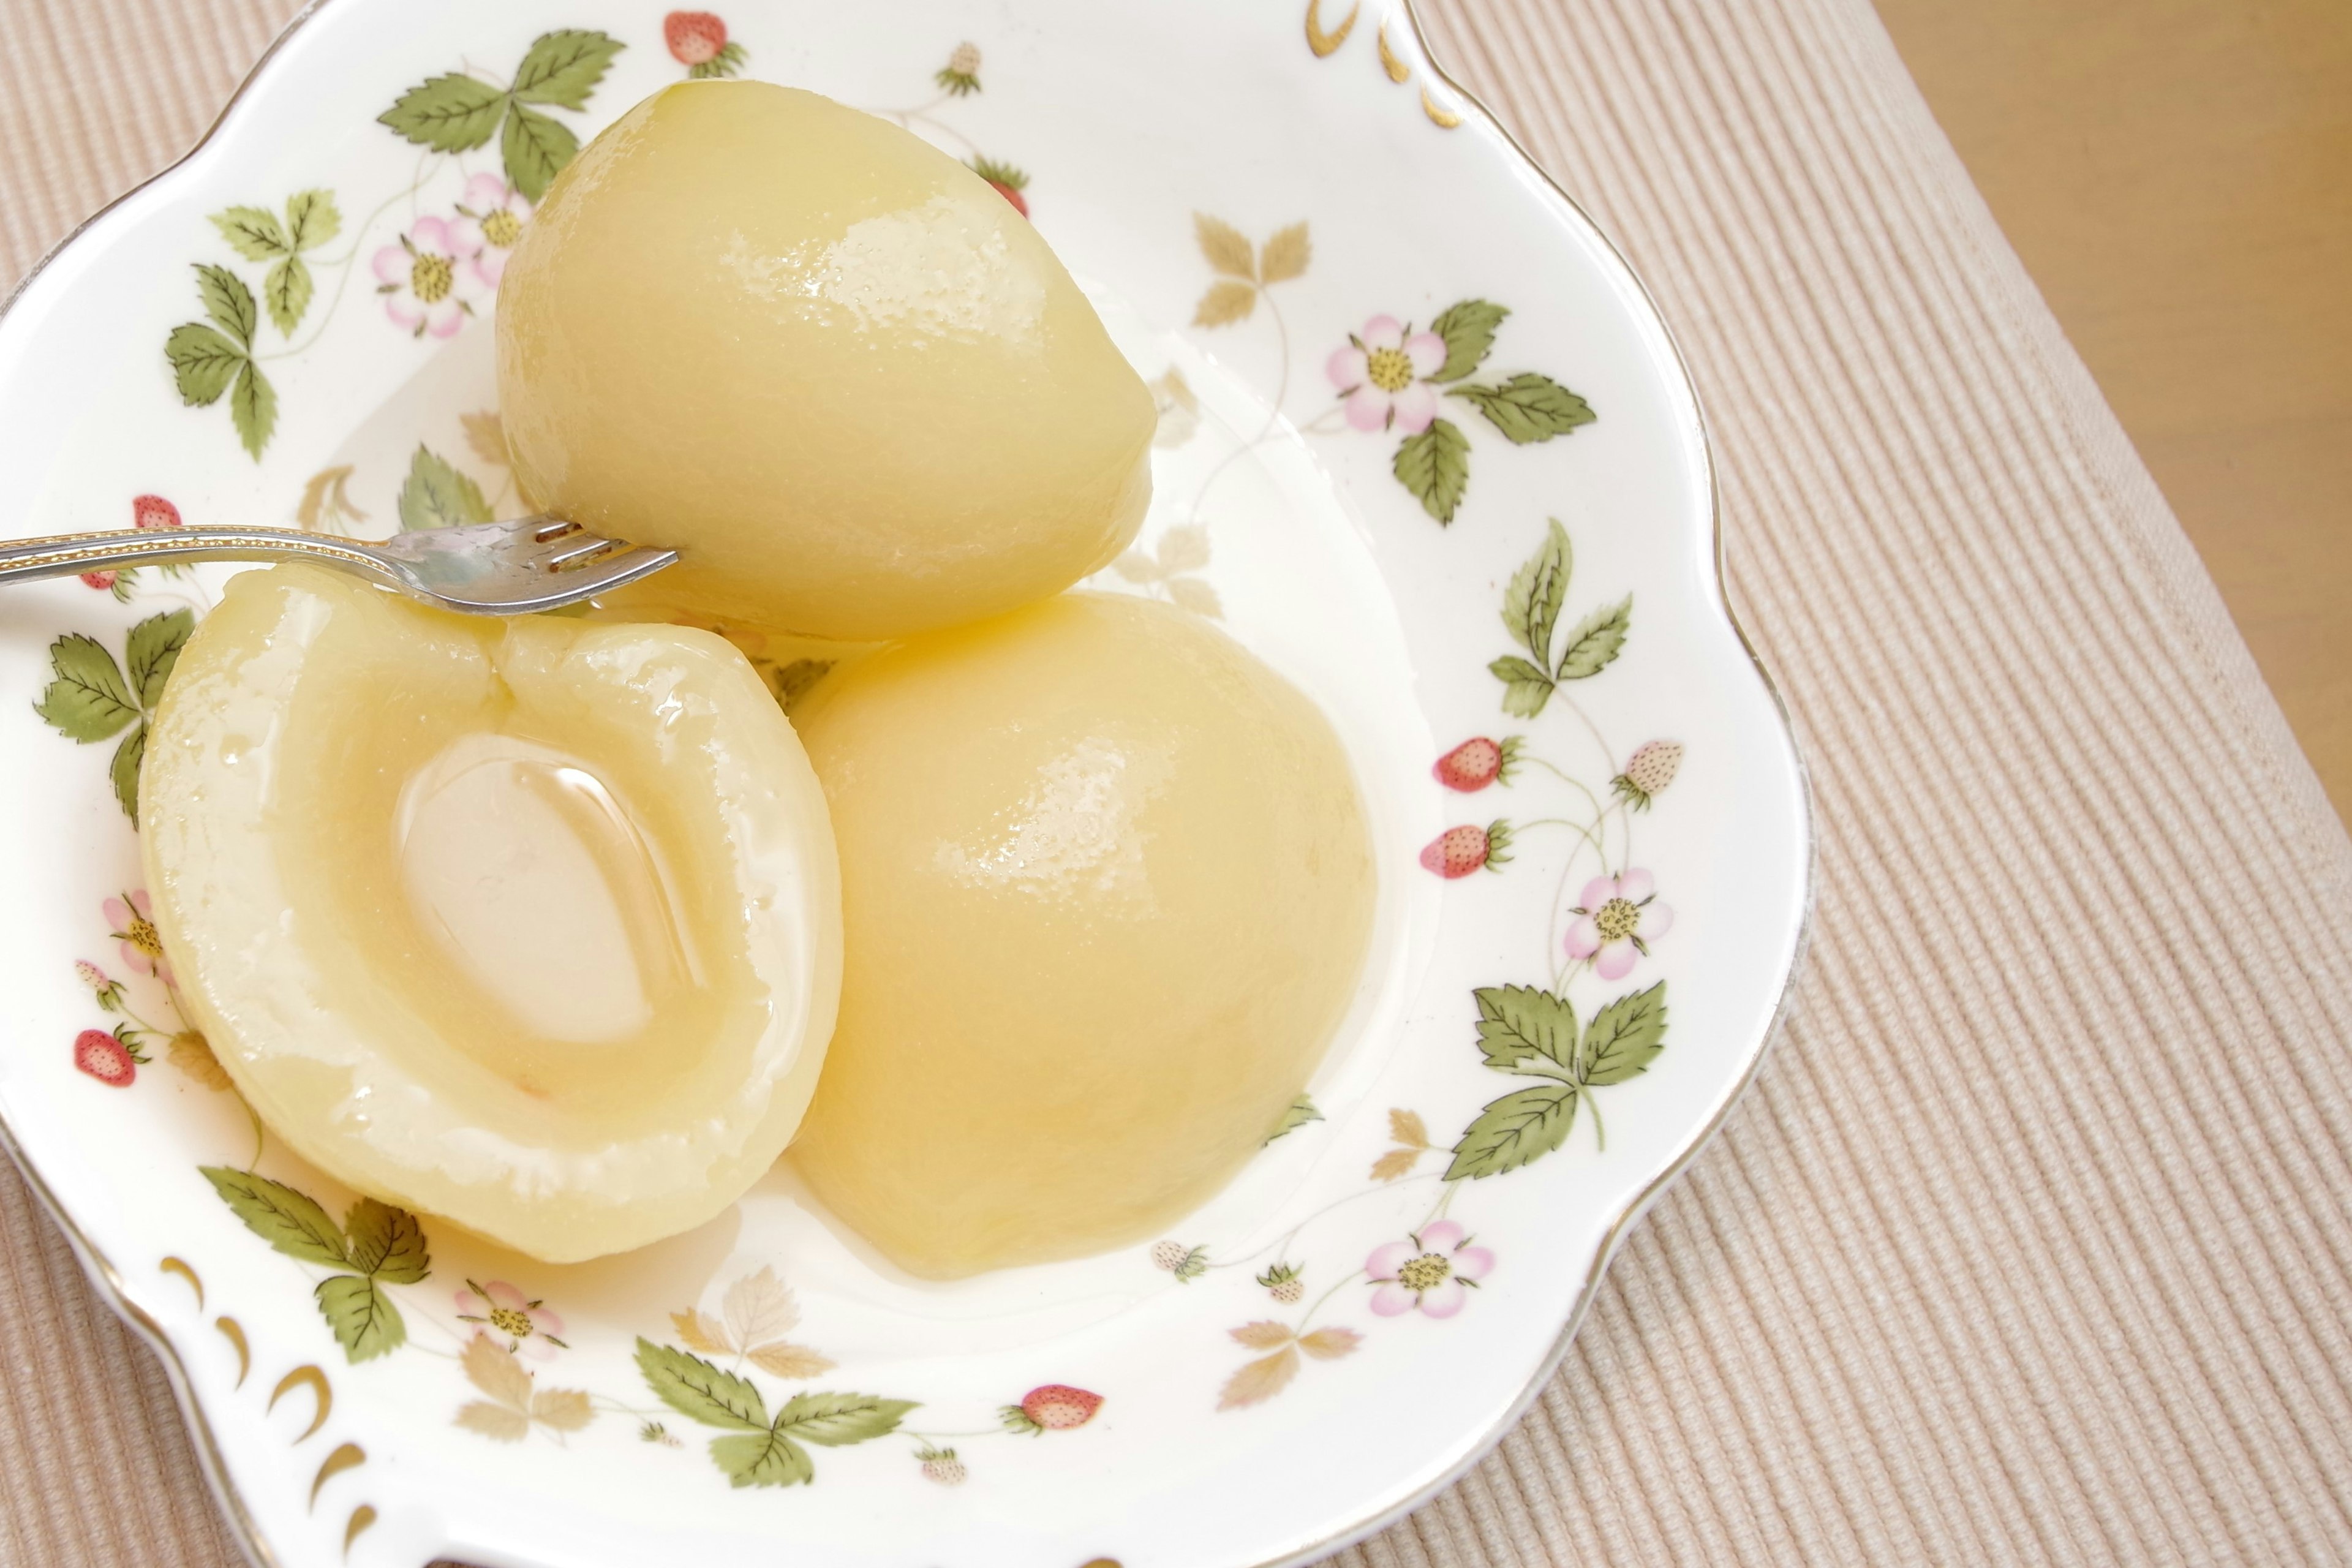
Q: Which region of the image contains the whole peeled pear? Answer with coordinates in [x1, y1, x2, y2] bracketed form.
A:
[497, 81, 1155, 641]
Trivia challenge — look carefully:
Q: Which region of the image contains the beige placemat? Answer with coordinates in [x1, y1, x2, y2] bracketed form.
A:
[6, 1, 2351, 1562]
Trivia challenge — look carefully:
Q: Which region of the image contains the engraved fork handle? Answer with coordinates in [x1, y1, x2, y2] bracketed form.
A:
[0, 527, 394, 586]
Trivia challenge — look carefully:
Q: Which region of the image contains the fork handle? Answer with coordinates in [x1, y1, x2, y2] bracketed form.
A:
[0, 527, 393, 586]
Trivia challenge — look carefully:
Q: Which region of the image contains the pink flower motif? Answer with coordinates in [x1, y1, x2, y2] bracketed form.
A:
[1564, 869, 1673, 981]
[103, 891, 172, 988]
[450, 175, 533, 290]
[373, 216, 478, 339]
[455, 1278, 567, 1359]
[1366, 1220, 1494, 1318]
[1327, 314, 1448, 434]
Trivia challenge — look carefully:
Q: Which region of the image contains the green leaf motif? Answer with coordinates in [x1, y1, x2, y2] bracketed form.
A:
[502, 105, 580, 203]
[199, 1166, 349, 1268]
[110, 724, 146, 824]
[511, 29, 625, 109]
[209, 205, 289, 260]
[772, 1392, 918, 1447]
[1554, 595, 1630, 681]
[229, 360, 276, 459]
[1428, 299, 1509, 383]
[343, 1197, 430, 1283]
[285, 189, 341, 251]
[1393, 417, 1471, 525]
[34, 635, 138, 741]
[379, 72, 508, 151]
[397, 445, 494, 532]
[1488, 655, 1554, 720]
[710, 1429, 815, 1489]
[1448, 372, 1596, 444]
[1446, 1084, 1578, 1180]
[164, 324, 244, 405]
[765, 658, 834, 713]
[263, 255, 312, 337]
[1472, 985, 1578, 1074]
[1265, 1093, 1322, 1144]
[316, 1274, 406, 1362]
[635, 1339, 768, 1431]
[194, 263, 256, 347]
[1502, 518, 1570, 666]
[1581, 981, 1667, 1086]
[126, 609, 193, 709]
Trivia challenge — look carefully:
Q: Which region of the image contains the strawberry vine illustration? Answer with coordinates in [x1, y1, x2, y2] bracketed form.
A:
[33, 609, 191, 821]
[209, 190, 344, 337]
[1447, 982, 1667, 1175]
[1167, 511, 1678, 1406]
[378, 30, 626, 202]
[663, 11, 746, 78]
[1191, 214, 1312, 330]
[871, 45, 1034, 220]
[634, 1339, 914, 1488]
[1488, 518, 1626, 716]
[198, 1167, 431, 1362]
[1111, 523, 1223, 619]
[456, 1332, 594, 1443]
[161, 189, 342, 459]
[1322, 301, 1594, 525]
[396, 443, 496, 530]
[1264, 1093, 1323, 1143]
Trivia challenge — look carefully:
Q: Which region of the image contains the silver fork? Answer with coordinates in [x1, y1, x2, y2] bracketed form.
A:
[0, 517, 676, 615]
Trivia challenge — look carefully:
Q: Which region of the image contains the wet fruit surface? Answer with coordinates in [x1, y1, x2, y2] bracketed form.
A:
[790, 594, 1375, 1278]
[497, 81, 1153, 642]
[141, 565, 840, 1262]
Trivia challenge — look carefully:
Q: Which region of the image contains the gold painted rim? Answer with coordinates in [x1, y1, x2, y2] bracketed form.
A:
[0, 3, 1816, 1565]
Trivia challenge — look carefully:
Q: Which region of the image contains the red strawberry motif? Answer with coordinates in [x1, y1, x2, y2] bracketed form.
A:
[1433, 736, 1520, 793]
[74, 1028, 135, 1086]
[79, 571, 118, 591]
[1419, 821, 1512, 878]
[968, 157, 1030, 219]
[1001, 1383, 1102, 1434]
[132, 494, 183, 530]
[664, 11, 728, 66]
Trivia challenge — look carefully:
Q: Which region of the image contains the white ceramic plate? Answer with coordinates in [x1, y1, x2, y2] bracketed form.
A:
[0, 2, 1809, 1564]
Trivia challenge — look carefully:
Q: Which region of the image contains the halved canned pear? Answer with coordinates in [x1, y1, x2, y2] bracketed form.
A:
[141, 564, 840, 1262]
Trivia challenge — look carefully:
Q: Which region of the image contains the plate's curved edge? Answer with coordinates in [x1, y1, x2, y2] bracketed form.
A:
[0, 4, 1819, 1565]
[0, 1122, 279, 1568]
[0, 6, 337, 1564]
[1252, 8, 1820, 1565]
[0, 0, 331, 333]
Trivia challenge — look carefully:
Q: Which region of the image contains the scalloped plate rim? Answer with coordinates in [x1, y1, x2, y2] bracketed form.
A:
[0, 2, 1816, 1564]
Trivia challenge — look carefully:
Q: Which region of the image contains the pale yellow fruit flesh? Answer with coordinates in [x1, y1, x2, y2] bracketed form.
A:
[789, 594, 1376, 1278]
[497, 80, 1156, 642]
[141, 565, 841, 1262]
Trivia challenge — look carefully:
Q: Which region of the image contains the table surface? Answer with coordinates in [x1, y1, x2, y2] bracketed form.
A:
[1874, 0, 2352, 823]
[4, 3, 2352, 1566]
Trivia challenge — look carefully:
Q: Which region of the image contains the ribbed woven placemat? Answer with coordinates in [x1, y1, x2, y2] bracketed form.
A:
[6, 1, 2350, 1562]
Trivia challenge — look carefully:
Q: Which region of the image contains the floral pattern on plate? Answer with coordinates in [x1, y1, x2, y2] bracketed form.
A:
[0, 5, 1809, 1563]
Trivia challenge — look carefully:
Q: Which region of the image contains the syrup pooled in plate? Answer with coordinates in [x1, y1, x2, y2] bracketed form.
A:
[141, 564, 840, 1262]
[788, 593, 1377, 1278]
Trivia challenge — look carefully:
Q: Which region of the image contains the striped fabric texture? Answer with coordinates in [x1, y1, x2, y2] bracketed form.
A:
[4, 0, 2350, 1563]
